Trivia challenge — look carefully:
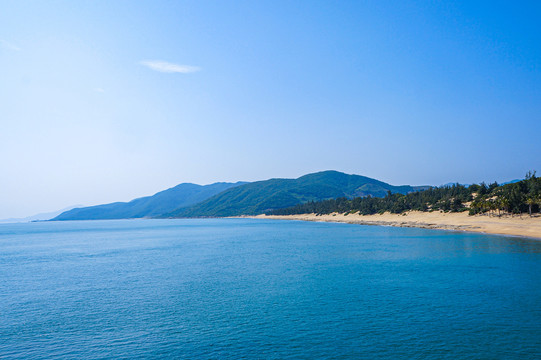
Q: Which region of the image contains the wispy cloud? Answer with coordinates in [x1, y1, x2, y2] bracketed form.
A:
[0, 39, 21, 51]
[140, 60, 200, 73]
[94, 88, 105, 93]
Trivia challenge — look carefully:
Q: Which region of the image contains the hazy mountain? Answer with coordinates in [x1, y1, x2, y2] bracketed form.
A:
[0, 205, 83, 223]
[169, 170, 421, 218]
[501, 179, 520, 185]
[53, 182, 246, 221]
[441, 182, 470, 188]
[440, 179, 520, 188]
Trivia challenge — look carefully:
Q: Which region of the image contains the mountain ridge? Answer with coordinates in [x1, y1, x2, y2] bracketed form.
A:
[169, 170, 422, 217]
[53, 171, 429, 221]
[53, 182, 246, 221]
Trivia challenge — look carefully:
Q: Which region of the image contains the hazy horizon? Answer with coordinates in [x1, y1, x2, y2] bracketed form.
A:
[2, 1, 540, 218]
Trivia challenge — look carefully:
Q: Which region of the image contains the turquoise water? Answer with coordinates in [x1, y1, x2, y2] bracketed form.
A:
[1, 219, 541, 359]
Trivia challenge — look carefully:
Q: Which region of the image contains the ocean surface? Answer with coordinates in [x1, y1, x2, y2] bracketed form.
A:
[1, 219, 541, 359]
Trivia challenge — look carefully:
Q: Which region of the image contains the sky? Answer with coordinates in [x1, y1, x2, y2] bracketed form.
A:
[1, 0, 540, 218]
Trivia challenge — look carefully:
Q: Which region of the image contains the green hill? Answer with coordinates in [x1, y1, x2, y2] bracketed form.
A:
[53, 182, 245, 221]
[169, 171, 419, 217]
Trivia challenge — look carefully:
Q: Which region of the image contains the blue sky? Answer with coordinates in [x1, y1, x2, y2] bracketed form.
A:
[1, 1, 540, 218]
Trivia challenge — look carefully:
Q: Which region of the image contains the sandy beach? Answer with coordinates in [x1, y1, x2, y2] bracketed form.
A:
[253, 211, 541, 240]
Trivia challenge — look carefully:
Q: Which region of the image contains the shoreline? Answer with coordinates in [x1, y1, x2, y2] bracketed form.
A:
[250, 211, 541, 240]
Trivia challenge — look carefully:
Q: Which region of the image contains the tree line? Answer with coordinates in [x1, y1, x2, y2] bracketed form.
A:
[267, 172, 541, 217]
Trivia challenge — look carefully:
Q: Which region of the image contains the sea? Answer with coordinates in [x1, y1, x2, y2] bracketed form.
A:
[1, 218, 540, 359]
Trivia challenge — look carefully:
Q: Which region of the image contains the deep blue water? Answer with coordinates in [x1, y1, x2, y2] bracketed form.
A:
[1, 219, 541, 359]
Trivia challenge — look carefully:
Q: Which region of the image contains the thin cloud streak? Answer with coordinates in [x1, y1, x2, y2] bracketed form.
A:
[140, 60, 201, 73]
[0, 39, 21, 51]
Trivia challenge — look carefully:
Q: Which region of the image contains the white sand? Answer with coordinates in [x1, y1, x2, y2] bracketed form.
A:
[253, 211, 541, 240]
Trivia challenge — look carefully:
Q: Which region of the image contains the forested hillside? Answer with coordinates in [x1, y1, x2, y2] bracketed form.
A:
[170, 171, 423, 217]
[268, 172, 541, 217]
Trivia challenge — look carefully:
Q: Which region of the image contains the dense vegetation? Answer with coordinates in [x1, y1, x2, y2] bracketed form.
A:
[169, 171, 426, 217]
[268, 172, 541, 217]
[54, 182, 245, 220]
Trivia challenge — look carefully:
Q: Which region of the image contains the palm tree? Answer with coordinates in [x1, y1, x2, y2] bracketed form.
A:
[489, 199, 498, 217]
[500, 197, 510, 215]
[526, 197, 536, 217]
[481, 199, 490, 216]
[495, 197, 502, 217]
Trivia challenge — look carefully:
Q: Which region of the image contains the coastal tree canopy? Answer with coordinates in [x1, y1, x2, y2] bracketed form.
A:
[268, 172, 541, 217]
